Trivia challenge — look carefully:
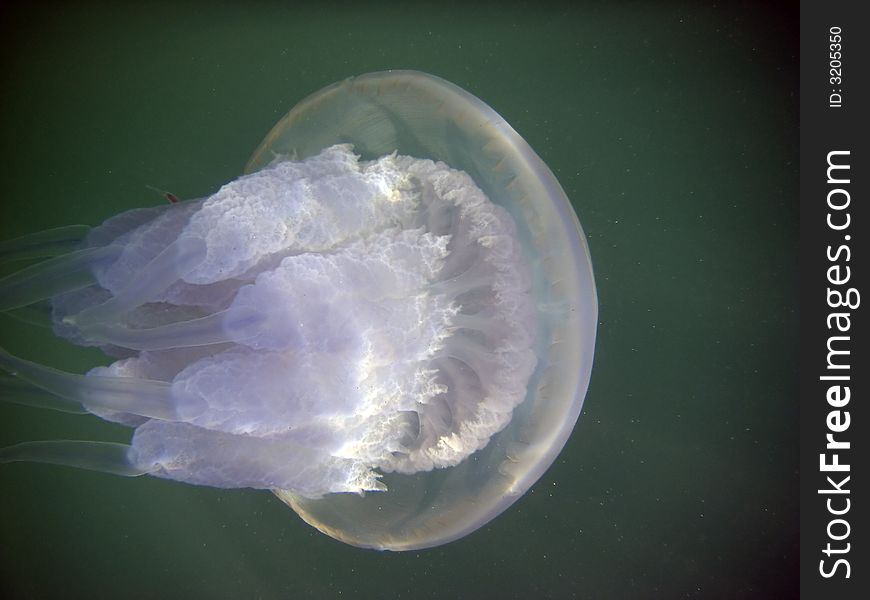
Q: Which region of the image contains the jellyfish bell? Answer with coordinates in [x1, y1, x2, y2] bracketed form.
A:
[0, 71, 597, 550]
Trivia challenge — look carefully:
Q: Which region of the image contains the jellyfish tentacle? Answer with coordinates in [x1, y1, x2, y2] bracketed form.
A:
[0, 440, 156, 477]
[79, 307, 263, 351]
[0, 224, 91, 263]
[0, 245, 120, 312]
[0, 373, 88, 414]
[69, 236, 207, 328]
[0, 346, 205, 421]
[3, 301, 53, 328]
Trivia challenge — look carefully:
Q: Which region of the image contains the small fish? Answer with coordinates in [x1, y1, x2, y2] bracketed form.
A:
[146, 185, 180, 204]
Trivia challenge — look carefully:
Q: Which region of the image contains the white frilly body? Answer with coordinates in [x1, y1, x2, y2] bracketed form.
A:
[54, 144, 536, 498]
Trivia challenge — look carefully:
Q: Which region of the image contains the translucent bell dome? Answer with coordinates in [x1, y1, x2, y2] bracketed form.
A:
[249, 71, 598, 550]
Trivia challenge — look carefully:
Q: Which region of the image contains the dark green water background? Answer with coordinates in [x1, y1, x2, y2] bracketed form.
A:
[0, 2, 798, 598]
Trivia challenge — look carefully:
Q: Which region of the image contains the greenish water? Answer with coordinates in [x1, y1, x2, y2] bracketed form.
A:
[0, 2, 798, 599]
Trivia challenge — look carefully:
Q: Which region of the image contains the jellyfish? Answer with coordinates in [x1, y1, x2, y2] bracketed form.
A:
[0, 71, 597, 550]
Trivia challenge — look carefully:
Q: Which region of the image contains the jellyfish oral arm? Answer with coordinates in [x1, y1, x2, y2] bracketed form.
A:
[0, 224, 91, 263]
[0, 373, 88, 414]
[0, 245, 121, 312]
[68, 236, 208, 329]
[76, 307, 261, 351]
[0, 440, 155, 477]
[0, 346, 205, 421]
